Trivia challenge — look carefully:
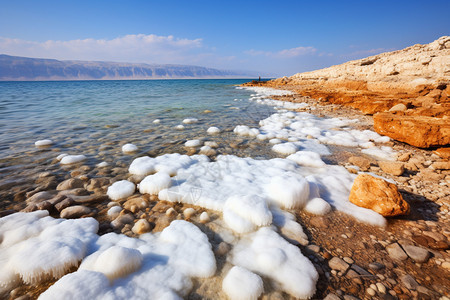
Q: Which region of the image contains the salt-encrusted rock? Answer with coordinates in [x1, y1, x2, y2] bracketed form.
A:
[199, 212, 210, 223]
[86, 178, 110, 191]
[374, 113, 450, 148]
[26, 191, 55, 204]
[348, 156, 371, 171]
[328, 257, 350, 272]
[60, 205, 92, 218]
[111, 213, 135, 229]
[378, 161, 405, 176]
[402, 245, 430, 263]
[54, 197, 74, 212]
[349, 174, 409, 216]
[431, 161, 450, 170]
[57, 178, 85, 191]
[397, 152, 411, 162]
[123, 197, 149, 211]
[132, 219, 151, 235]
[386, 243, 408, 261]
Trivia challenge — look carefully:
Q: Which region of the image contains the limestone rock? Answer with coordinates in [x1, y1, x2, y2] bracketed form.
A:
[402, 245, 430, 263]
[378, 161, 405, 176]
[431, 161, 450, 170]
[389, 103, 407, 112]
[123, 196, 149, 212]
[373, 112, 450, 148]
[60, 205, 92, 219]
[56, 178, 85, 191]
[328, 257, 350, 272]
[349, 174, 410, 216]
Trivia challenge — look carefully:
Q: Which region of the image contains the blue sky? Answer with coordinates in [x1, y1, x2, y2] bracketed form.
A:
[0, 0, 449, 76]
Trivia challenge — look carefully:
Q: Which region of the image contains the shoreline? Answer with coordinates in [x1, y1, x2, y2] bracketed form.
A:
[1, 83, 449, 299]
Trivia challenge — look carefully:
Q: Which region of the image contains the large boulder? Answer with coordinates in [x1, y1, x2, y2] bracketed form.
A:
[373, 112, 450, 148]
[349, 174, 409, 217]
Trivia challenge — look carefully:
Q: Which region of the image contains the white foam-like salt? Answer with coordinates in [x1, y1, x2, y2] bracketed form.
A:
[56, 153, 68, 161]
[60, 155, 87, 165]
[272, 142, 298, 155]
[122, 143, 138, 153]
[139, 173, 172, 195]
[207, 126, 221, 134]
[96, 161, 109, 168]
[222, 266, 264, 300]
[35, 139, 53, 147]
[287, 151, 326, 168]
[107, 180, 135, 200]
[175, 125, 185, 130]
[153, 119, 161, 124]
[183, 118, 198, 124]
[107, 206, 122, 218]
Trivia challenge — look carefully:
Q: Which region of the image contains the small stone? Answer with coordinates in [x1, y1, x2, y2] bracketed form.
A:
[166, 207, 177, 217]
[349, 174, 409, 216]
[386, 243, 408, 261]
[215, 242, 231, 256]
[329, 257, 350, 272]
[60, 205, 91, 218]
[351, 264, 376, 279]
[378, 161, 405, 176]
[183, 208, 196, 219]
[400, 274, 419, 290]
[56, 178, 85, 191]
[111, 213, 135, 229]
[346, 269, 362, 285]
[366, 287, 376, 296]
[343, 257, 354, 264]
[422, 231, 446, 242]
[199, 211, 210, 223]
[322, 251, 332, 260]
[123, 197, 149, 211]
[440, 261, 450, 269]
[306, 244, 321, 253]
[369, 262, 385, 271]
[402, 245, 430, 263]
[132, 219, 151, 235]
[376, 282, 387, 294]
[389, 103, 407, 112]
[349, 156, 371, 171]
[323, 294, 341, 300]
[431, 161, 450, 170]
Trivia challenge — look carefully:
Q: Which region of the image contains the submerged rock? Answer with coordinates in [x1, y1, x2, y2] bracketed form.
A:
[349, 174, 409, 216]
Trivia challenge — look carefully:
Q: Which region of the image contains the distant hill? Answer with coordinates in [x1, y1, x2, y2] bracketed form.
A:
[0, 54, 257, 81]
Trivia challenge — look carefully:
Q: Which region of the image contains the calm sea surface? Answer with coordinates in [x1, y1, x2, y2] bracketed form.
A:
[0, 79, 276, 206]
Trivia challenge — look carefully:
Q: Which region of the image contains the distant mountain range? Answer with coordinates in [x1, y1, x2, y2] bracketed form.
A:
[0, 54, 258, 81]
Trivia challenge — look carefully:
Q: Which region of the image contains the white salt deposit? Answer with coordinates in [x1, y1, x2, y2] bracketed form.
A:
[199, 212, 210, 223]
[129, 154, 209, 177]
[183, 208, 196, 219]
[222, 266, 263, 300]
[35, 139, 53, 147]
[56, 153, 68, 161]
[231, 227, 318, 298]
[362, 146, 397, 161]
[272, 142, 298, 155]
[207, 126, 221, 134]
[185, 139, 202, 147]
[96, 161, 109, 168]
[107, 206, 122, 218]
[183, 118, 198, 124]
[223, 195, 272, 234]
[287, 151, 326, 168]
[204, 141, 219, 148]
[153, 119, 161, 124]
[139, 172, 172, 195]
[107, 180, 135, 200]
[60, 154, 87, 165]
[175, 124, 185, 130]
[233, 125, 259, 137]
[122, 143, 138, 153]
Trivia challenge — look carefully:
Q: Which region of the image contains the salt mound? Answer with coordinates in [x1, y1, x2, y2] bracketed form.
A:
[185, 139, 202, 147]
[183, 118, 198, 124]
[222, 266, 263, 300]
[79, 245, 143, 281]
[35, 139, 53, 147]
[223, 195, 272, 234]
[122, 143, 138, 153]
[231, 227, 318, 299]
[175, 124, 185, 130]
[60, 155, 86, 165]
[287, 151, 326, 168]
[272, 142, 298, 155]
[139, 172, 172, 195]
[234, 125, 259, 137]
[107, 180, 135, 200]
[207, 126, 221, 134]
[266, 176, 309, 209]
[56, 153, 68, 161]
[153, 119, 161, 124]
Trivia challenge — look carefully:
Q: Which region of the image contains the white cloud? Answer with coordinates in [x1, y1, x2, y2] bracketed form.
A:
[245, 46, 317, 58]
[0, 34, 208, 64]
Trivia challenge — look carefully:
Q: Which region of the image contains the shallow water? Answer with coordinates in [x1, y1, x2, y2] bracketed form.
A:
[0, 79, 278, 205]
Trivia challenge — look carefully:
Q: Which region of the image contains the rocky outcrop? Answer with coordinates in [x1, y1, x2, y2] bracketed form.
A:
[349, 174, 409, 217]
[245, 36, 450, 148]
[374, 112, 450, 148]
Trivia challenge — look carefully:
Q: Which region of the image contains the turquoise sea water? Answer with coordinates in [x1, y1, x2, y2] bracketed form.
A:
[0, 79, 276, 205]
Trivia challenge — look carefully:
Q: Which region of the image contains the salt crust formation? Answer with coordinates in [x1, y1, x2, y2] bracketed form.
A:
[1, 86, 402, 299]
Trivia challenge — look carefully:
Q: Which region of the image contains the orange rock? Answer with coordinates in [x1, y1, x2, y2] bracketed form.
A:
[373, 112, 450, 148]
[434, 147, 450, 159]
[349, 174, 409, 217]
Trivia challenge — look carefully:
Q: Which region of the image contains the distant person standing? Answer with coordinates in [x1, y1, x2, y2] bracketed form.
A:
[258, 76, 261, 82]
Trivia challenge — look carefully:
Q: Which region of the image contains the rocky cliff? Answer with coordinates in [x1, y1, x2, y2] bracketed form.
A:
[0, 55, 255, 81]
[247, 36, 450, 148]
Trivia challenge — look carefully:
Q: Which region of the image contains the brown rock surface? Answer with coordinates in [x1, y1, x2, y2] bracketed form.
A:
[373, 112, 450, 148]
[349, 174, 409, 216]
[378, 161, 405, 176]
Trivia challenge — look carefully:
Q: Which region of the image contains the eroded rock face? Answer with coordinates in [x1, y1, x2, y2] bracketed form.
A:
[349, 174, 409, 217]
[373, 112, 450, 148]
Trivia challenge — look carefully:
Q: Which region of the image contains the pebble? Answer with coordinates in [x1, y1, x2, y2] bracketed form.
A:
[323, 294, 341, 300]
[402, 245, 430, 263]
[166, 207, 177, 217]
[400, 274, 419, 290]
[56, 178, 85, 190]
[369, 262, 385, 271]
[132, 219, 152, 235]
[366, 287, 376, 296]
[343, 257, 354, 264]
[306, 244, 321, 253]
[183, 208, 196, 219]
[386, 243, 408, 261]
[376, 282, 387, 294]
[328, 257, 350, 272]
[60, 205, 91, 219]
[199, 212, 210, 223]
